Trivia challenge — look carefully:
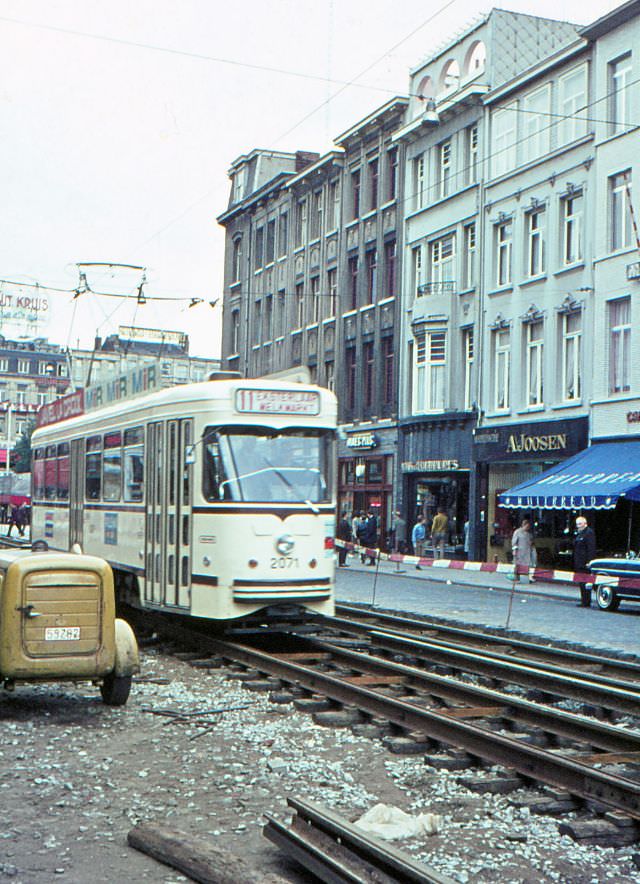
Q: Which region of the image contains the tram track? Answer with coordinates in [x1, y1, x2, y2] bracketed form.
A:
[138, 613, 640, 836]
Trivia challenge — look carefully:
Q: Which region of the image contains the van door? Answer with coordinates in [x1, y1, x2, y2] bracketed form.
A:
[69, 439, 84, 549]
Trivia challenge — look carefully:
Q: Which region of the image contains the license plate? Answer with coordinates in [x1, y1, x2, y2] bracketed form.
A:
[45, 627, 80, 641]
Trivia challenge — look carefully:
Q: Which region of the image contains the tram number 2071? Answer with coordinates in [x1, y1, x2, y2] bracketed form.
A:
[270, 556, 299, 569]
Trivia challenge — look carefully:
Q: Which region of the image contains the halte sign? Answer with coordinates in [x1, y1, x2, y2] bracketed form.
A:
[346, 432, 377, 449]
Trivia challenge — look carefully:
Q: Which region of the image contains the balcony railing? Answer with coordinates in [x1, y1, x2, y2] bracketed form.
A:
[417, 281, 456, 296]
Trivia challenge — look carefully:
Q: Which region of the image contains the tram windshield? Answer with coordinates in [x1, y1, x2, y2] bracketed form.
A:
[202, 426, 334, 503]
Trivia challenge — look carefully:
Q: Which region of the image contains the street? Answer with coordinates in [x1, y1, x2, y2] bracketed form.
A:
[335, 555, 640, 657]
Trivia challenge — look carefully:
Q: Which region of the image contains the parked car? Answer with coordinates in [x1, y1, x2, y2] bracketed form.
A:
[588, 554, 640, 612]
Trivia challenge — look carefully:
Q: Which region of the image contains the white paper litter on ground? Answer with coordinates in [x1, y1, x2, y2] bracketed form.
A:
[354, 803, 441, 840]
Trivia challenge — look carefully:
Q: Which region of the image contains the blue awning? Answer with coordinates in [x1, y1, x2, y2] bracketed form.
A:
[498, 441, 640, 510]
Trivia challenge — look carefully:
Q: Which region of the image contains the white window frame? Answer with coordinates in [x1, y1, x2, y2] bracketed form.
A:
[327, 268, 337, 318]
[561, 311, 582, 402]
[16, 389, 27, 407]
[558, 64, 588, 144]
[329, 180, 340, 231]
[0, 358, 8, 372]
[463, 327, 474, 410]
[525, 320, 544, 406]
[522, 84, 551, 164]
[439, 140, 452, 199]
[429, 233, 455, 286]
[493, 328, 510, 412]
[310, 276, 320, 323]
[414, 154, 426, 210]
[610, 53, 632, 135]
[466, 125, 478, 185]
[232, 237, 242, 282]
[414, 330, 446, 413]
[609, 297, 631, 393]
[492, 102, 517, 177]
[17, 359, 29, 374]
[412, 244, 424, 297]
[496, 220, 512, 287]
[526, 207, 546, 277]
[561, 191, 583, 266]
[610, 171, 633, 252]
[463, 223, 476, 290]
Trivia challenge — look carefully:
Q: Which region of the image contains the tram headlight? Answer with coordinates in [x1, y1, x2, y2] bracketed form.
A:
[275, 534, 295, 555]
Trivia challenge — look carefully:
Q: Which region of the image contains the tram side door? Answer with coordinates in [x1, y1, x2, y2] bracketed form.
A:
[145, 421, 166, 606]
[165, 419, 193, 609]
[69, 439, 84, 549]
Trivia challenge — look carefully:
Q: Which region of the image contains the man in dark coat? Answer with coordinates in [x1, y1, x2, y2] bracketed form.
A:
[358, 510, 378, 565]
[573, 516, 596, 607]
[336, 512, 352, 567]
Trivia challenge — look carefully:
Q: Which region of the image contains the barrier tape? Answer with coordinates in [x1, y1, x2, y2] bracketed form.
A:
[334, 540, 640, 591]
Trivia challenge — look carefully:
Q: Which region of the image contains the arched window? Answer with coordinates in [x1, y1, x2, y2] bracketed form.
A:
[465, 40, 486, 75]
[440, 59, 460, 93]
[415, 75, 434, 116]
[232, 237, 242, 283]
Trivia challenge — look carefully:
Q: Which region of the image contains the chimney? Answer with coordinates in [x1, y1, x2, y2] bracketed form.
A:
[295, 151, 320, 172]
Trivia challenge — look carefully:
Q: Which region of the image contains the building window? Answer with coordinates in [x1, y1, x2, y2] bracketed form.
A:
[492, 102, 517, 177]
[414, 154, 426, 210]
[0, 359, 7, 372]
[310, 277, 320, 323]
[346, 346, 356, 410]
[17, 359, 30, 374]
[610, 53, 632, 135]
[278, 213, 288, 257]
[327, 268, 337, 318]
[466, 125, 478, 185]
[16, 389, 26, 407]
[310, 191, 323, 239]
[561, 191, 583, 265]
[430, 234, 455, 286]
[463, 223, 476, 290]
[525, 320, 544, 406]
[232, 237, 242, 282]
[328, 180, 340, 231]
[384, 239, 396, 298]
[348, 255, 358, 310]
[365, 249, 377, 304]
[368, 157, 379, 211]
[493, 328, 510, 411]
[463, 327, 474, 410]
[231, 310, 240, 354]
[411, 245, 423, 298]
[266, 219, 276, 264]
[561, 311, 581, 402]
[254, 227, 264, 270]
[438, 140, 452, 199]
[363, 341, 374, 408]
[295, 282, 304, 328]
[325, 360, 335, 392]
[610, 171, 633, 251]
[253, 301, 262, 344]
[496, 220, 512, 287]
[351, 168, 361, 219]
[522, 84, 550, 164]
[559, 64, 587, 144]
[414, 330, 446, 413]
[264, 294, 273, 341]
[295, 199, 308, 247]
[382, 335, 394, 406]
[609, 297, 631, 393]
[526, 208, 545, 277]
[386, 148, 398, 201]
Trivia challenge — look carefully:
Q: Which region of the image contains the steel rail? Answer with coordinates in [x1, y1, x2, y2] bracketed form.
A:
[263, 797, 454, 884]
[333, 604, 640, 681]
[358, 630, 640, 716]
[301, 636, 640, 754]
[206, 638, 640, 819]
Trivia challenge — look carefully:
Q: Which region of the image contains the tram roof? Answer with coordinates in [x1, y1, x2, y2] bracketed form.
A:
[33, 378, 337, 442]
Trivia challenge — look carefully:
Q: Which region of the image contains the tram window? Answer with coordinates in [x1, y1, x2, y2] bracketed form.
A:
[202, 433, 228, 501]
[124, 444, 144, 502]
[33, 449, 45, 499]
[124, 427, 144, 446]
[57, 443, 70, 500]
[86, 435, 102, 500]
[181, 555, 189, 586]
[103, 432, 122, 502]
[44, 456, 57, 500]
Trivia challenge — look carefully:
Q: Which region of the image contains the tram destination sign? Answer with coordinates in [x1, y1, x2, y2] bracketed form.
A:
[235, 388, 320, 415]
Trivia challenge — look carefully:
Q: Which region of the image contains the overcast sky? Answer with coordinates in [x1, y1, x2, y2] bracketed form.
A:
[0, 0, 620, 358]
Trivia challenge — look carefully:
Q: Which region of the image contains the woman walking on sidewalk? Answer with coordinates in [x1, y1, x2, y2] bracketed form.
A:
[511, 518, 534, 582]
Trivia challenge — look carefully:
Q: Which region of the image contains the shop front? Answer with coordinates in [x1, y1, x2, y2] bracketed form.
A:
[399, 414, 474, 555]
[338, 426, 396, 549]
[473, 417, 588, 565]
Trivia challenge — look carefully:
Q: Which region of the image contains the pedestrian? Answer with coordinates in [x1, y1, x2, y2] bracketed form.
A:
[511, 517, 534, 582]
[336, 512, 352, 567]
[430, 507, 449, 558]
[392, 510, 406, 554]
[6, 503, 20, 537]
[411, 515, 426, 569]
[358, 510, 377, 565]
[573, 516, 596, 607]
[463, 519, 470, 560]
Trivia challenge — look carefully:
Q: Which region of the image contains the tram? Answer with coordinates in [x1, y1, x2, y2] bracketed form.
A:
[30, 375, 337, 621]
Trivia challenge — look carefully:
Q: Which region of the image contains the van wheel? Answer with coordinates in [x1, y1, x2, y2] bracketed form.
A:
[595, 585, 620, 611]
[100, 672, 132, 706]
